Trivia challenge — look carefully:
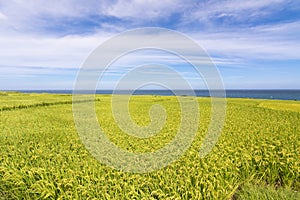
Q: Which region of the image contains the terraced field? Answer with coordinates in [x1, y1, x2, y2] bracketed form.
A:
[0, 92, 299, 199]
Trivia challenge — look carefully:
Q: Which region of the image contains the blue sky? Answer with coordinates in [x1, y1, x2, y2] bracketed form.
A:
[0, 0, 299, 90]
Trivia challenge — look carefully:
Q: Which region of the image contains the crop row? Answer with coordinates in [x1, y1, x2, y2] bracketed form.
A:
[0, 99, 101, 112]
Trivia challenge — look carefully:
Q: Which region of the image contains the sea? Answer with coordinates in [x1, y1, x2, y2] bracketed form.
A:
[8, 90, 300, 101]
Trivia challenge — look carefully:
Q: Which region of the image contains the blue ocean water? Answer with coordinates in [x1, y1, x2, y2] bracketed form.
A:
[8, 90, 300, 100]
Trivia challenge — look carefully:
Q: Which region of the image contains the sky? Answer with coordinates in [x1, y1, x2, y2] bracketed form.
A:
[0, 0, 300, 90]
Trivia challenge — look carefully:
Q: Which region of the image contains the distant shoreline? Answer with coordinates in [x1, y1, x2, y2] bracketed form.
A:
[1, 89, 300, 101]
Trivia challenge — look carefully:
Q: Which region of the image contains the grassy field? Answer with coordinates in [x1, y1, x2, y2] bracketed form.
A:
[0, 92, 299, 199]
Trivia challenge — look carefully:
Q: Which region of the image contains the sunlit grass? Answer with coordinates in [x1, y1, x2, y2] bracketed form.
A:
[234, 183, 300, 200]
[259, 101, 300, 112]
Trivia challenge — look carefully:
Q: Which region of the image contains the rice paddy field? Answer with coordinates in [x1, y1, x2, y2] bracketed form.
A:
[0, 91, 299, 199]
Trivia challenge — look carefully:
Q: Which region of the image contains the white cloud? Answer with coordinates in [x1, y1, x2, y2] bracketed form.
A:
[0, 33, 109, 68]
[104, 0, 183, 20]
[0, 11, 6, 20]
[0, 20, 299, 73]
[185, 0, 287, 24]
[0, 0, 110, 33]
[0, 0, 299, 90]
[211, 0, 284, 11]
[0, 0, 189, 33]
[0, 0, 105, 18]
[190, 21, 300, 60]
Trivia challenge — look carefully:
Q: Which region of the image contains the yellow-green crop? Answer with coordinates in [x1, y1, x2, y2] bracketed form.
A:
[0, 92, 299, 199]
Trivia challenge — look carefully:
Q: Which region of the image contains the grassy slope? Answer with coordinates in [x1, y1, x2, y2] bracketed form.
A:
[0, 92, 299, 199]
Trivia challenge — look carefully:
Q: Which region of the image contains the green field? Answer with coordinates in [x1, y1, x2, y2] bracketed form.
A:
[0, 92, 299, 199]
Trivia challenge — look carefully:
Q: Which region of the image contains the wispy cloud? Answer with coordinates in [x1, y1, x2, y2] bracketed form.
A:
[0, 11, 6, 20]
[180, 0, 292, 28]
[193, 21, 300, 60]
[104, 0, 184, 20]
[0, 33, 109, 68]
[0, 0, 299, 89]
